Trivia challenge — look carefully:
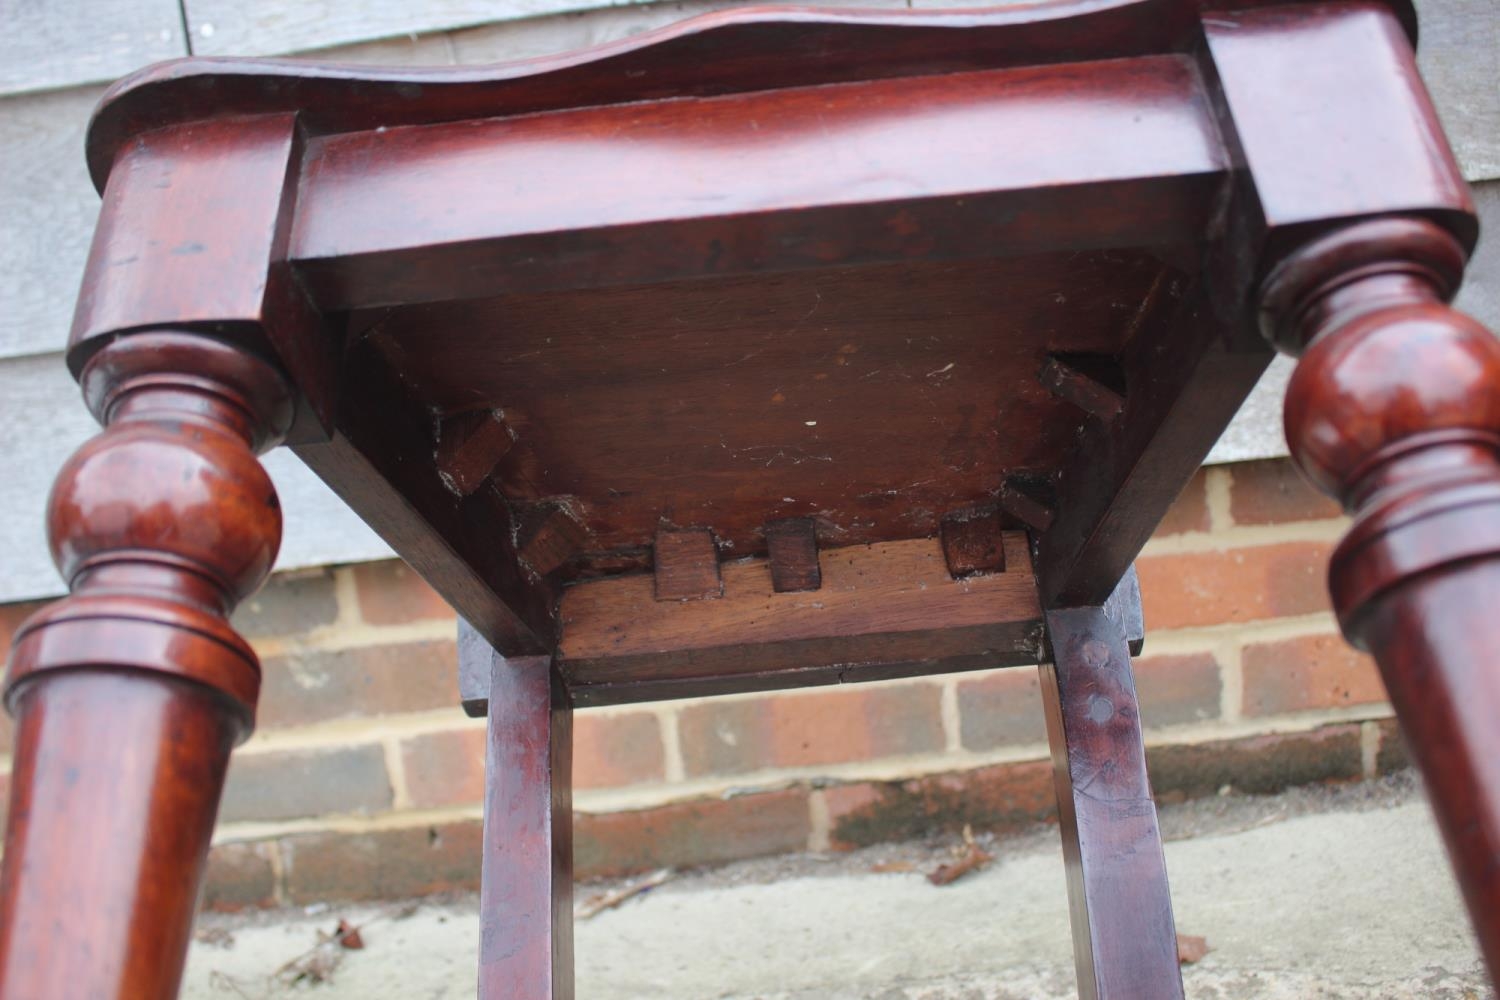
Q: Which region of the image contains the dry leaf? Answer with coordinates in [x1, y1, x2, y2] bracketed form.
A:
[926, 825, 994, 885]
[1176, 933, 1210, 965]
[870, 861, 916, 874]
[335, 919, 365, 950]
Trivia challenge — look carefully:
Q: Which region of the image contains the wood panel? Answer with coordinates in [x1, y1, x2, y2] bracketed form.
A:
[1204, 3, 1473, 249]
[289, 54, 1222, 309]
[557, 535, 1043, 704]
[363, 249, 1182, 565]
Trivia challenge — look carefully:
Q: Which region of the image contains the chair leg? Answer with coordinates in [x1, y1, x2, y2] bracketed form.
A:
[0, 332, 291, 997]
[474, 642, 574, 1000]
[1041, 603, 1183, 1000]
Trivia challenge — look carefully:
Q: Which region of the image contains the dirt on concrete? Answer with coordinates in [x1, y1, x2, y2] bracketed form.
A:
[183, 771, 1494, 999]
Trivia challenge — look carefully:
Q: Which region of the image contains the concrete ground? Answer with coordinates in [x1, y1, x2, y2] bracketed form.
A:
[184, 772, 1493, 999]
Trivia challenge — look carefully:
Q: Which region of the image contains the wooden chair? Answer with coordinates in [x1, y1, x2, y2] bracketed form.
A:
[1, 1, 1495, 996]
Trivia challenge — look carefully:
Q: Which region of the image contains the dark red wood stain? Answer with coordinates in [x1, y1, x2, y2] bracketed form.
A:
[5, 0, 1495, 994]
[766, 519, 821, 593]
[1041, 605, 1183, 999]
[474, 645, 573, 1000]
[653, 529, 722, 602]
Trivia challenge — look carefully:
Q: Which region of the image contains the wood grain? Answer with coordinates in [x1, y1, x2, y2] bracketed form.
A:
[436, 409, 513, 497]
[290, 55, 1223, 309]
[940, 508, 1007, 579]
[0, 331, 291, 998]
[1204, 2, 1474, 248]
[472, 641, 574, 999]
[766, 519, 821, 593]
[1261, 217, 1500, 980]
[653, 529, 722, 602]
[1041, 603, 1183, 999]
[558, 535, 1043, 702]
[357, 249, 1184, 571]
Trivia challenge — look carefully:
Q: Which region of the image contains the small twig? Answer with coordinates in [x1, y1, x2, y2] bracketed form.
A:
[268, 903, 410, 983]
[208, 970, 259, 999]
[576, 868, 674, 920]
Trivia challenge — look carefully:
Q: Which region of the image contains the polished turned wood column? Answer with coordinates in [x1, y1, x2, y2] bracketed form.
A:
[1261, 217, 1500, 980]
[0, 331, 291, 999]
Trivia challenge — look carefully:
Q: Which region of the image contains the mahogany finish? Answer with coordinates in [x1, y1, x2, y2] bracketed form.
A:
[3, 0, 1495, 995]
[1260, 217, 1500, 977]
[0, 331, 290, 998]
[558, 535, 1041, 706]
[472, 641, 574, 1000]
[1042, 595, 1182, 1000]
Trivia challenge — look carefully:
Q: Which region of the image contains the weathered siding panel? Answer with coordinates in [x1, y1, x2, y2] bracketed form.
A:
[0, 0, 187, 96]
[181, 0, 651, 58]
[447, 0, 905, 62]
[0, 87, 103, 360]
[1415, 0, 1500, 182]
[0, 0, 1494, 599]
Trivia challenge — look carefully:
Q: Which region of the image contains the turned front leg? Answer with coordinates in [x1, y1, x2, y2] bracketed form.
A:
[1261, 218, 1500, 980]
[0, 332, 291, 998]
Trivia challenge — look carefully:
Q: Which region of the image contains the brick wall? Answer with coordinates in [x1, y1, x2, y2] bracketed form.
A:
[0, 457, 1407, 909]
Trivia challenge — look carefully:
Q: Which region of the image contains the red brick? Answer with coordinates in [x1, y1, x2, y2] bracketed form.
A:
[1147, 723, 1363, 799]
[258, 638, 459, 729]
[1136, 542, 1331, 630]
[1134, 651, 1222, 728]
[202, 841, 278, 912]
[574, 711, 666, 790]
[254, 722, 1374, 903]
[220, 745, 392, 823]
[961, 651, 1220, 747]
[1242, 633, 1387, 716]
[282, 821, 484, 904]
[233, 568, 339, 640]
[0, 599, 46, 657]
[957, 667, 1047, 751]
[678, 683, 944, 778]
[1375, 717, 1411, 774]
[352, 560, 455, 626]
[1228, 458, 1343, 526]
[401, 711, 664, 809]
[0, 601, 45, 753]
[402, 728, 485, 809]
[827, 759, 1057, 849]
[1153, 467, 1211, 536]
[575, 787, 811, 879]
